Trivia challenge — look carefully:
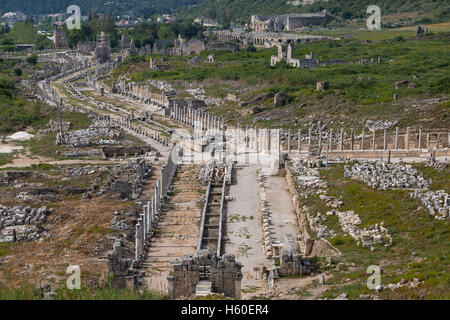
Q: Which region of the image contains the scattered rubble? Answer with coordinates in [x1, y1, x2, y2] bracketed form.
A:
[290, 159, 392, 247]
[0, 205, 51, 243]
[365, 120, 398, 131]
[335, 210, 392, 247]
[290, 161, 327, 195]
[39, 120, 72, 134]
[56, 120, 121, 147]
[387, 278, 424, 290]
[410, 189, 449, 220]
[186, 86, 223, 105]
[344, 162, 430, 190]
[345, 161, 448, 220]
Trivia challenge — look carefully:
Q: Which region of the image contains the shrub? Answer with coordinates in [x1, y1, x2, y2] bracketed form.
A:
[14, 68, 22, 76]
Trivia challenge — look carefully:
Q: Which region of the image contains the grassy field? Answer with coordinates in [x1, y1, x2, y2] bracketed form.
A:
[398, 21, 450, 32]
[0, 282, 168, 300]
[0, 22, 37, 45]
[118, 32, 450, 130]
[308, 29, 417, 41]
[291, 163, 449, 299]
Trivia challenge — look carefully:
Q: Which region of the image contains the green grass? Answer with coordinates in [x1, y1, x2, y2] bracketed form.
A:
[0, 281, 168, 300]
[309, 29, 417, 41]
[14, 111, 92, 160]
[2, 22, 37, 45]
[118, 33, 450, 130]
[291, 163, 449, 299]
[0, 243, 13, 257]
[414, 164, 450, 191]
[0, 152, 16, 166]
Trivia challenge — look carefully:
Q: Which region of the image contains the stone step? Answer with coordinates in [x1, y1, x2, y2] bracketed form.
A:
[195, 281, 212, 297]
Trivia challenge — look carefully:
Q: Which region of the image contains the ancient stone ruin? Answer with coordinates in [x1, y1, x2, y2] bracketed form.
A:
[53, 27, 68, 49]
[167, 249, 242, 299]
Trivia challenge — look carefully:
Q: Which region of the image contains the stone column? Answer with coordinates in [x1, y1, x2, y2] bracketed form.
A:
[395, 127, 399, 150]
[308, 128, 312, 148]
[405, 127, 410, 150]
[372, 130, 376, 151]
[237, 123, 241, 143]
[287, 129, 291, 153]
[156, 180, 161, 211]
[153, 195, 157, 219]
[340, 129, 344, 151]
[329, 129, 333, 151]
[141, 212, 146, 243]
[448, 131, 450, 149]
[245, 125, 249, 147]
[418, 127, 422, 150]
[135, 223, 141, 261]
[351, 129, 355, 151]
[361, 129, 365, 151]
[318, 130, 322, 154]
[383, 129, 387, 150]
[139, 218, 144, 252]
[427, 133, 430, 149]
[298, 129, 301, 153]
[147, 201, 152, 233]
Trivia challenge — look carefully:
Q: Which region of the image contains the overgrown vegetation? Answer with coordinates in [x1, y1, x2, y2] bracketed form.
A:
[180, 0, 450, 26]
[119, 33, 449, 129]
[292, 163, 449, 299]
[0, 281, 168, 300]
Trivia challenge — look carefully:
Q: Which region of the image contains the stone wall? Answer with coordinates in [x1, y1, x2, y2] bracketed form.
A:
[53, 28, 68, 49]
[285, 167, 341, 257]
[167, 249, 242, 299]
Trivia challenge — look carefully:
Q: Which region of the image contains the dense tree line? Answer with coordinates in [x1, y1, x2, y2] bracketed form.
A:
[179, 0, 450, 25]
[124, 19, 204, 48]
[0, 0, 203, 17]
[64, 12, 118, 48]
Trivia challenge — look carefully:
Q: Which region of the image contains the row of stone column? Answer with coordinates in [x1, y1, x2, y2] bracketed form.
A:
[167, 105, 282, 154]
[115, 80, 165, 107]
[160, 147, 178, 199]
[171, 104, 224, 132]
[112, 117, 170, 147]
[233, 125, 280, 153]
[134, 146, 178, 266]
[281, 127, 450, 153]
[134, 180, 162, 264]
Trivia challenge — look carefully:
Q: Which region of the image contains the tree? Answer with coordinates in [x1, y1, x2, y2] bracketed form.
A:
[157, 25, 175, 40]
[342, 11, 353, 20]
[26, 54, 38, 65]
[14, 68, 22, 76]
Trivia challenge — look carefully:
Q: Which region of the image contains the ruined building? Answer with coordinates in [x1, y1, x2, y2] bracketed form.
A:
[77, 41, 96, 55]
[120, 34, 137, 61]
[53, 27, 69, 49]
[94, 31, 111, 64]
[167, 249, 242, 299]
[251, 10, 332, 32]
[271, 41, 346, 69]
[152, 34, 205, 56]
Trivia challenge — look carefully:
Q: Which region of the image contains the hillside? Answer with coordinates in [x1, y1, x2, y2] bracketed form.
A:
[0, 0, 203, 16]
[179, 0, 450, 25]
[114, 32, 450, 131]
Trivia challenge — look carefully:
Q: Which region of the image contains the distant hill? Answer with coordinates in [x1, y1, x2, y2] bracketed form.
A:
[0, 0, 203, 17]
[179, 0, 450, 25]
